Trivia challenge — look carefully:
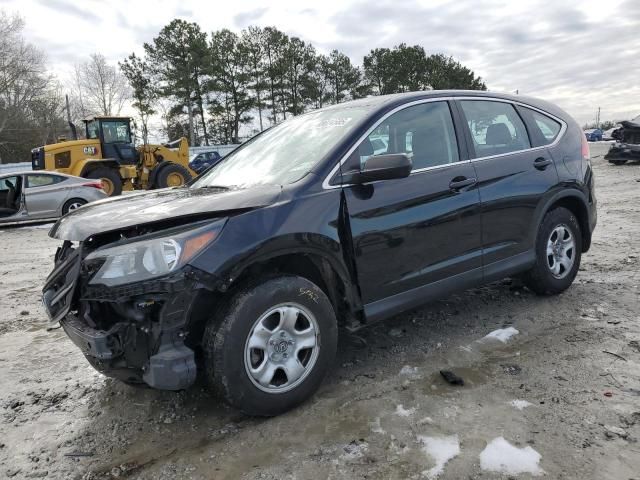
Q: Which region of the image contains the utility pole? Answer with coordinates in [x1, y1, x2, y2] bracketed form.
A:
[187, 100, 195, 146]
[65, 94, 78, 140]
[596, 107, 601, 129]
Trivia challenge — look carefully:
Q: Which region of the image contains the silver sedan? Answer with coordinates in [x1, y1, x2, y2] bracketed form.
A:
[0, 171, 107, 224]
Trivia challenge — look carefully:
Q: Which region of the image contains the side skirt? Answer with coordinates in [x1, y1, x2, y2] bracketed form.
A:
[362, 249, 535, 324]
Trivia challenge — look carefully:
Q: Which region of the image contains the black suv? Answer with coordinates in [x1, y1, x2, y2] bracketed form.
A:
[43, 91, 596, 416]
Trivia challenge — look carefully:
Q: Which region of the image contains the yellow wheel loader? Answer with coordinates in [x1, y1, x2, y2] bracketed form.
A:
[31, 117, 196, 196]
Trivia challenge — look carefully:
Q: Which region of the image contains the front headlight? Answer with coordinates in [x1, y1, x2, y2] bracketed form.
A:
[85, 219, 226, 287]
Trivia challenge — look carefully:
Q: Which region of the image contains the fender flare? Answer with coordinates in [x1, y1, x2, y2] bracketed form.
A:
[532, 188, 592, 251]
[216, 241, 361, 311]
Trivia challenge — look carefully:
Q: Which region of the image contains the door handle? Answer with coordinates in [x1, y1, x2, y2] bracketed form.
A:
[449, 176, 477, 191]
[534, 157, 552, 170]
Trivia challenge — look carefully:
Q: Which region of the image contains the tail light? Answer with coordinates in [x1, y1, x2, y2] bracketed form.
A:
[82, 181, 104, 190]
[581, 134, 590, 160]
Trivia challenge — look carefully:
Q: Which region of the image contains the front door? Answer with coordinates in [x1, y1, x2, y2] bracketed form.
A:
[0, 175, 23, 221]
[340, 100, 483, 318]
[456, 99, 560, 272]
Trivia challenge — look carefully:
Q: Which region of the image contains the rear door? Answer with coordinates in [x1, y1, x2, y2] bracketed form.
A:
[340, 100, 483, 318]
[24, 174, 66, 218]
[456, 99, 560, 276]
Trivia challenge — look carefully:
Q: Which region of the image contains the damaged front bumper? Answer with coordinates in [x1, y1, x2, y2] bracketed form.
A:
[42, 243, 210, 390]
[604, 142, 640, 163]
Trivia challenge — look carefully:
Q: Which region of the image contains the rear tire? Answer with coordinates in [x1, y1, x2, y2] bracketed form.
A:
[522, 207, 582, 295]
[62, 198, 87, 215]
[86, 168, 122, 196]
[202, 275, 338, 416]
[155, 163, 192, 189]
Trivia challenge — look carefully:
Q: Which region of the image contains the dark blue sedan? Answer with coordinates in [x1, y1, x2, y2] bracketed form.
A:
[584, 129, 603, 142]
[189, 151, 222, 174]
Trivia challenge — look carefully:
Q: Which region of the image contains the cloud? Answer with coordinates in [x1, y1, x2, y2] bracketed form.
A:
[35, 0, 101, 24]
[10, 0, 640, 124]
[233, 7, 268, 28]
[323, 0, 640, 122]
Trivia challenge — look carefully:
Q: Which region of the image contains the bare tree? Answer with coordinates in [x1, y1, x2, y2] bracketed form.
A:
[0, 11, 63, 162]
[73, 53, 130, 117]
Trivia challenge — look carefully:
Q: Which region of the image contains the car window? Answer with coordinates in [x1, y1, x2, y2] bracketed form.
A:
[0, 176, 18, 191]
[354, 101, 459, 170]
[192, 104, 372, 188]
[27, 175, 62, 188]
[460, 100, 531, 157]
[523, 108, 562, 145]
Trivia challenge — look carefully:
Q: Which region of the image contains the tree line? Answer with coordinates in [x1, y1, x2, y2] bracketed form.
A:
[122, 20, 486, 145]
[0, 13, 487, 163]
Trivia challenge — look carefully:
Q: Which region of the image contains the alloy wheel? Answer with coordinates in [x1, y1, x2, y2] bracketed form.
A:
[244, 303, 320, 393]
[67, 201, 85, 212]
[546, 224, 575, 279]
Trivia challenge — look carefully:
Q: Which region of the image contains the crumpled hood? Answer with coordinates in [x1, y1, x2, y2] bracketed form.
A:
[50, 185, 282, 241]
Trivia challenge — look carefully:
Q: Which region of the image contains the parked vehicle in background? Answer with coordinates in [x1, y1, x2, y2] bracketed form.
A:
[605, 116, 640, 165]
[602, 128, 617, 141]
[189, 150, 222, 174]
[0, 171, 107, 224]
[31, 116, 195, 196]
[42, 91, 596, 417]
[584, 128, 603, 142]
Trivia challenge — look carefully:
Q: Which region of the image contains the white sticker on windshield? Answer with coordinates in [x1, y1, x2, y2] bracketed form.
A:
[309, 117, 353, 129]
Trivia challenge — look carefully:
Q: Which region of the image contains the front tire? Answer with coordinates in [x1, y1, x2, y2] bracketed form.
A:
[522, 207, 582, 295]
[154, 163, 193, 189]
[62, 198, 87, 215]
[203, 276, 338, 416]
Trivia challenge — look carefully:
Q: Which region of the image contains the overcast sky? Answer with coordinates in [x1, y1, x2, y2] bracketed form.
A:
[3, 0, 639, 126]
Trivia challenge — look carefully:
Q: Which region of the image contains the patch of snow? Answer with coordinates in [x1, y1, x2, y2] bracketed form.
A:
[418, 435, 460, 479]
[417, 416, 434, 426]
[395, 404, 416, 417]
[482, 327, 519, 343]
[479, 437, 544, 476]
[400, 365, 419, 375]
[509, 399, 533, 410]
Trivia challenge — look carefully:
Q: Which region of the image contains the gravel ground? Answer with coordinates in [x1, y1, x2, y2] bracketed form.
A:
[1, 143, 639, 480]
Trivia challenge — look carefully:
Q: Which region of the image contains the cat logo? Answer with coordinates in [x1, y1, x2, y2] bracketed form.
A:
[83, 146, 98, 155]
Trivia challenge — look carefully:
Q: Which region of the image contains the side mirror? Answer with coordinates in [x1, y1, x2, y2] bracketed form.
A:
[342, 153, 413, 184]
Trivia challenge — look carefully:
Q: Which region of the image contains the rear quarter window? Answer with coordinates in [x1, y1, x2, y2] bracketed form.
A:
[520, 107, 563, 146]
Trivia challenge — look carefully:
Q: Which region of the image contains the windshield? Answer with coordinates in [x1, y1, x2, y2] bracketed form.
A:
[192, 105, 371, 188]
[101, 120, 131, 143]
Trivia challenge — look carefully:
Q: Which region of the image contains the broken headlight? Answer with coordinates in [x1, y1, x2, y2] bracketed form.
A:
[85, 219, 226, 287]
